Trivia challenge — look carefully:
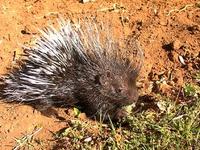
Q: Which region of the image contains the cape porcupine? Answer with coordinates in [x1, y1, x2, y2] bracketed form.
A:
[0, 19, 143, 120]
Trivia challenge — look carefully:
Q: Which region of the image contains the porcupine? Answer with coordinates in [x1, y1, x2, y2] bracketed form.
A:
[0, 19, 143, 120]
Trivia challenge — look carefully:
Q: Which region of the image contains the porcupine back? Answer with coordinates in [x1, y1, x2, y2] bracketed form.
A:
[0, 19, 143, 119]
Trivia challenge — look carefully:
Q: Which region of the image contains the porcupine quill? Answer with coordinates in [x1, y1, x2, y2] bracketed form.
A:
[0, 19, 143, 120]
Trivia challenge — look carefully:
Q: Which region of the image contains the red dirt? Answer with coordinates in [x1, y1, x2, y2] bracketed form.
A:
[0, 0, 199, 149]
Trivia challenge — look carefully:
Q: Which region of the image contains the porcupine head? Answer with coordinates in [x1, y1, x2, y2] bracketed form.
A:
[0, 19, 143, 121]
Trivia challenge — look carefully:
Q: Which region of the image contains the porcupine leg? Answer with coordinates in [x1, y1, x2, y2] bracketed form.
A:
[91, 102, 128, 121]
[113, 108, 128, 120]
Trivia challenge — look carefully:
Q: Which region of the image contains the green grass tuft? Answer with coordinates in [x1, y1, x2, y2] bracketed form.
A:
[53, 83, 200, 149]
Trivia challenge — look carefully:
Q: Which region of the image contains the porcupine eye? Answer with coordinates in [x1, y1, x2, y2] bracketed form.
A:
[116, 88, 122, 93]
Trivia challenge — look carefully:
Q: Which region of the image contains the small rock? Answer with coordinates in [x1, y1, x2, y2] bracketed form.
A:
[187, 12, 193, 19]
[159, 19, 168, 26]
[157, 101, 167, 112]
[173, 39, 182, 50]
[84, 137, 92, 142]
[178, 55, 186, 65]
[78, 113, 87, 120]
[81, 0, 95, 3]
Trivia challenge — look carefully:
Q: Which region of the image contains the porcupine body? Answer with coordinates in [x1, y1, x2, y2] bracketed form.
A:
[0, 20, 143, 120]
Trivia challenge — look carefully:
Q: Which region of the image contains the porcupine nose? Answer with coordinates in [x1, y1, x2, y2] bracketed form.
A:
[127, 88, 139, 105]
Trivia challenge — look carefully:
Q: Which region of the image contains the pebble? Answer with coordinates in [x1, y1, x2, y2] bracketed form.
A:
[178, 55, 186, 65]
[84, 137, 92, 142]
[172, 39, 182, 50]
[82, 0, 95, 3]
